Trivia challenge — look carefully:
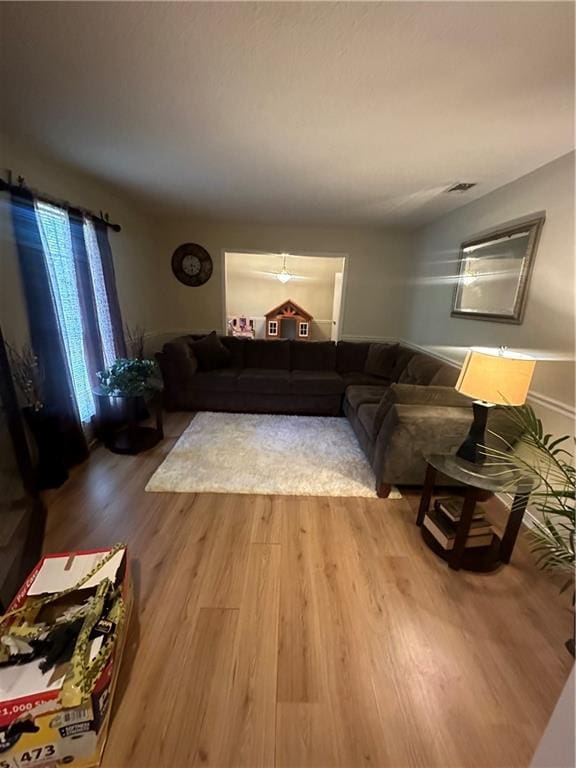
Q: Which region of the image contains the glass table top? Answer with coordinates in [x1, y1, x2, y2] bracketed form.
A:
[426, 453, 531, 493]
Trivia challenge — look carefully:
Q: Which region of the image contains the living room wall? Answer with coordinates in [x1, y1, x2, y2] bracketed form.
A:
[400, 152, 575, 437]
[0, 133, 410, 362]
[0, 133, 162, 349]
[148, 216, 411, 349]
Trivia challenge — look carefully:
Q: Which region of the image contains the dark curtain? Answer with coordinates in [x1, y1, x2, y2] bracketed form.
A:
[10, 191, 88, 465]
[94, 220, 127, 358]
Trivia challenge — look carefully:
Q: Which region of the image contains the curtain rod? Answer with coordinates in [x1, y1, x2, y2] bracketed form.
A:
[0, 174, 121, 232]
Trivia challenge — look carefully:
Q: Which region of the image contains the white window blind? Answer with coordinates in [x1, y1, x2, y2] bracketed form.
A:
[35, 202, 95, 423]
[84, 218, 116, 369]
[35, 202, 118, 426]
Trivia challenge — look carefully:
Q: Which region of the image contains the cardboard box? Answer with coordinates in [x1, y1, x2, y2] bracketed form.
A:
[0, 546, 131, 768]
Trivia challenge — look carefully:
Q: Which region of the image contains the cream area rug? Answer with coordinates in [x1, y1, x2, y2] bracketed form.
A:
[145, 412, 401, 498]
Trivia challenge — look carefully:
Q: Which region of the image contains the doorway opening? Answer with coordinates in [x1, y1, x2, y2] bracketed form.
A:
[223, 252, 346, 341]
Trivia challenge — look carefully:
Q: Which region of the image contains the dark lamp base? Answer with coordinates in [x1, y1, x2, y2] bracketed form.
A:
[456, 401, 493, 465]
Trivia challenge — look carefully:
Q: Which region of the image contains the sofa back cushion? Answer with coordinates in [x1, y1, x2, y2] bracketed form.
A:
[244, 339, 290, 370]
[429, 364, 460, 387]
[364, 343, 399, 379]
[191, 331, 232, 371]
[336, 341, 370, 372]
[389, 347, 417, 382]
[290, 341, 336, 371]
[398, 353, 443, 385]
[221, 336, 246, 368]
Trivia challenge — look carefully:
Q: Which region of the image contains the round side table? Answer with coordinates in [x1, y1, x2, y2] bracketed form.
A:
[93, 387, 164, 455]
[416, 453, 532, 572]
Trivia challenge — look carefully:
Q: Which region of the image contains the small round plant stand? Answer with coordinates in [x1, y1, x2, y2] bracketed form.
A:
[93, 388, 163, 455]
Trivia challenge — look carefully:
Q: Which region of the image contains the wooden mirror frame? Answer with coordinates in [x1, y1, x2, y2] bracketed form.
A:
[451, 215, 545, 324]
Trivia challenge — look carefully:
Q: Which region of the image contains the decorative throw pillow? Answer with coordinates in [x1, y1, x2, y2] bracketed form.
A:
[364, 343, 399, 379]
[190, 331, 231, 371]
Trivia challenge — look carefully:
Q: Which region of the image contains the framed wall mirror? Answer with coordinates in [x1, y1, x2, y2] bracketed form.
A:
[451, 216, 545, 324]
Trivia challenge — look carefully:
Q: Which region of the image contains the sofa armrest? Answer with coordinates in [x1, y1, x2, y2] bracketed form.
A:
[373, 403, 473, 487]
[388, 383, 473, 408]
[156, 339, 198, 409]
[163, 340, 199, 379]
[371, 383, 471, 438]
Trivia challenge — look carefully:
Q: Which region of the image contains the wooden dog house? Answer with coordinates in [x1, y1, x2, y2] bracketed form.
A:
[265, 300, 313, 340]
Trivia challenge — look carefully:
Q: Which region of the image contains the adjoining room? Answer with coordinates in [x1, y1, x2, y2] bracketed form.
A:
[224, 251, 346, 341]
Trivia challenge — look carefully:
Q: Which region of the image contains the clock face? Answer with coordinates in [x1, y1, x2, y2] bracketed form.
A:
[182, 254, 201, 276]
[171, 243, 213, 286]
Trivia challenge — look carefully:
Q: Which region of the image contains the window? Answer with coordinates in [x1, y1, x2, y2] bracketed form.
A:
[298, 322, 309, 337]
[268, 320, 278, 336]
[84, 219, 116, 369]
[35, 202, 117, 424]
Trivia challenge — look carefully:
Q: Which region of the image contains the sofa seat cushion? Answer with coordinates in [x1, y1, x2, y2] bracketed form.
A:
[188, 368, 241, 391]
[345, 384, 389, 412]
[244, 339, 290, 369]
[290, 341, 337, 371]
[357, 403, 380, 438]
[290, 370, 344, 395]
[237, 368, 290, 394]
[341, 372, 389, 387]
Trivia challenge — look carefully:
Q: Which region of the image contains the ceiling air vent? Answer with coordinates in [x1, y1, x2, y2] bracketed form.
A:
[445, 182, 477, 193]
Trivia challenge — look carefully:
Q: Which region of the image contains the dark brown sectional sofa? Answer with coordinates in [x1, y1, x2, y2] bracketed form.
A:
[157, 333, 516, 496]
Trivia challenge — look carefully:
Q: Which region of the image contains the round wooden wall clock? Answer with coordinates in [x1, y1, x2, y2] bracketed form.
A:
[171, 243, 213, 286]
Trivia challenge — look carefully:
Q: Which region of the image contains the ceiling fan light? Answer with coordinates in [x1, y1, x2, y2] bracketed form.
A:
[276, 253, 292, 283]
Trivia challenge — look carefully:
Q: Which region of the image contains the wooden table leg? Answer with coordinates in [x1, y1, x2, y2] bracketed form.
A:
[417, 463, 437, 526]
[500, 483, 531, 564]
[450, 487, 479, 570]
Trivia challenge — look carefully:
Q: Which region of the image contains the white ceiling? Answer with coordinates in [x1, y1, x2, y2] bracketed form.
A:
[226, 252, 345, 282]
[0, 2, 574, 228]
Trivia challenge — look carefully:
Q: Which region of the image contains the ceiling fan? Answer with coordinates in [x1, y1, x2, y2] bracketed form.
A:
[249, 253, 310, 283]
[276, 253, 292, 283]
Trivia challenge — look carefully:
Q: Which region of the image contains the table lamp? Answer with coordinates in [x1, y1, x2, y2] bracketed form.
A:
[454, 347, 536, 464]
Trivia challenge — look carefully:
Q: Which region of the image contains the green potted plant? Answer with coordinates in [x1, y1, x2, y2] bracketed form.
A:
[96, 358, 162, 397]
[485, 404, 575, 655]
[94, 358, 163, 453]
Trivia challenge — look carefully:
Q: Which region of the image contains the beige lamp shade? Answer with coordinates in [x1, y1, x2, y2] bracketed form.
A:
[455, 347, 536, 405]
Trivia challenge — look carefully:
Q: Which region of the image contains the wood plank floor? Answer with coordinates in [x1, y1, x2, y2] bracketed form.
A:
[41, 412, 574, 768]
